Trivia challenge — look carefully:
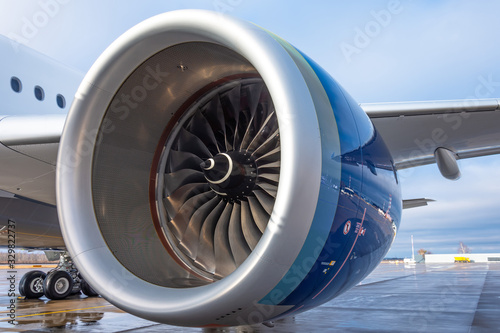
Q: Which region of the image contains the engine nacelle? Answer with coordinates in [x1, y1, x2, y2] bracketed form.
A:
[57, 10, 401, 327]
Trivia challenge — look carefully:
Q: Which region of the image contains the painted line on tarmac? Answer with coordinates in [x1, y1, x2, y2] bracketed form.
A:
[0, 265, 57, 269]
[0, 305, 113, 321]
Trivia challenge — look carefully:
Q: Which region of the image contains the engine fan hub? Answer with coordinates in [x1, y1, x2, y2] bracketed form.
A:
[201, 151, 257, 201]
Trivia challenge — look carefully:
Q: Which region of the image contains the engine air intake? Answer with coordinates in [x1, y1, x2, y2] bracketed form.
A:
[90, 42, 279, 288]
[155, 78, 280, 280]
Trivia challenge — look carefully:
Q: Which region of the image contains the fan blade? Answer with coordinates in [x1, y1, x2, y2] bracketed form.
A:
[164, 170, 205, 197]
[246, 111, 277, 152]
[214, 203, 236, 278]
[256, 182, 278, 198]
[220, 84, 240, 151]
[164, 183, 210, 215]
[176, 127, 212, 158]
[257, 160, 280, 169]
[167, 150, 204, 173]
[240, 200, 263, 250]
[252, 129, 280, 158]
[258, 173, 280, 185]
[234, 83, 263, 150]
[195, 200, 226, 274]
[253, 190, 274, 215]
[187, 112, 220, 155]
[255, 146, 280, 165]
[241, 107, 265, 150]
[169, 191, 216, 241]
[201, 94, 227, 153]
[228, 203, 251, 266]
[244, 83, 264, 117]
[179, 196, 220, 260]
[247, 196, 269, 233]
[239, 112, 257, 150]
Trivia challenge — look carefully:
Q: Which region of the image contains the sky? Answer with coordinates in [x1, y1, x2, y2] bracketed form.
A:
[0, 0, 499, 258]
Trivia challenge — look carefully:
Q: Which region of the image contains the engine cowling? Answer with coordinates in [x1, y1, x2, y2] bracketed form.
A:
[57, 9, 402, 327]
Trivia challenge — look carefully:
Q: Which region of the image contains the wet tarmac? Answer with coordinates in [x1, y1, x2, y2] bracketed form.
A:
[1, 262, 499, 332]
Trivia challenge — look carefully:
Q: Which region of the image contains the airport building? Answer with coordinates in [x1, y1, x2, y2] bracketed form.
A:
[425, 253, 500, 263]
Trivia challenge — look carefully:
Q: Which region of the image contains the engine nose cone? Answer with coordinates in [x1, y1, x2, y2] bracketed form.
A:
[202, 151, 257, 201]
[202, 154, 232, 184]
[200, 158, 215, 171]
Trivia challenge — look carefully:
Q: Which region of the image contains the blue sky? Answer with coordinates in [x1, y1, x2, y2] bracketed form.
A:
[0, 1, 499, 257]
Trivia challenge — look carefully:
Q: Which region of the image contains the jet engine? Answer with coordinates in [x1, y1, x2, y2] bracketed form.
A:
[57, 9, 401, 327]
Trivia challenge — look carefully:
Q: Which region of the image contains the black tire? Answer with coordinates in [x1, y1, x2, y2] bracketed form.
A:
[19, 270, 46, 299]
[81, 278, 99, 297]
[43, 271, 74, 300]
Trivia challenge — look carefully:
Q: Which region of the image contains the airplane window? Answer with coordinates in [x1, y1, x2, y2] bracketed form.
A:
[56, 94, 66, 109]
[10, 77, 22, 93]
[34, 85, 45, 101]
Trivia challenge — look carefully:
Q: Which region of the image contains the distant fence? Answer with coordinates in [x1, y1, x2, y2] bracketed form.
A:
[0, 252, 58, 264]
[425, 253, 500, 263]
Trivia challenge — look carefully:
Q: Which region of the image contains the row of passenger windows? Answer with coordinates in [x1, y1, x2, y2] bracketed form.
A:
[10, 76, 66, 109]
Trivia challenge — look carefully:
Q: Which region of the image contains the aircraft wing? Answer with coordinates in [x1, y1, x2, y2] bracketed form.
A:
[0, 114, 64, 205]
[362, 98, 500, 177]
[0, 115, 65, 249]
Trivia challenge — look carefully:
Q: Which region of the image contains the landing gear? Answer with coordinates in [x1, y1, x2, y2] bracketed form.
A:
[80, 278, 99, 297]
[43, 270, 74, 300]
[18, 251, 99, 300]
[18, 270, 46, 298]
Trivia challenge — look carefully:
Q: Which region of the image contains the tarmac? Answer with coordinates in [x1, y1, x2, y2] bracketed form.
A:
[1, 262, 499, 332]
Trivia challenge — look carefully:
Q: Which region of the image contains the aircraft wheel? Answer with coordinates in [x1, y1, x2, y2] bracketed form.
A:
[43, 271, 74, 300]
[81, 278, 99, 297]
[19, 270, 46, 298]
